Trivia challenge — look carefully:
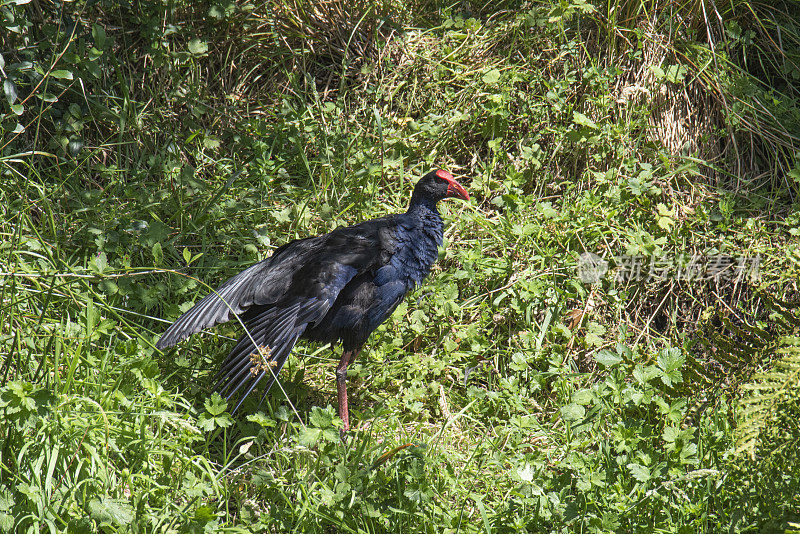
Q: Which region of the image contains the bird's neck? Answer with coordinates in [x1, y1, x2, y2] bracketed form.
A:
[406, 198, 441, 219]
[405, 200, 444, 249]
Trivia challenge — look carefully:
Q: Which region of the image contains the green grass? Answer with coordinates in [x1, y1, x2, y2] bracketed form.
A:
[1, 0, 800, 532]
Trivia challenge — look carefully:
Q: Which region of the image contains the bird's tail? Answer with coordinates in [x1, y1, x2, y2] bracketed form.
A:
[213, 298, 326, 413]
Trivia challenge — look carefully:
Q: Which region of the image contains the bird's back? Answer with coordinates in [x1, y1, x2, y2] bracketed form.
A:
[304, 207, 443, 350]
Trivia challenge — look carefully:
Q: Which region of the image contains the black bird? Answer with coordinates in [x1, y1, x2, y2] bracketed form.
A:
[156, 169, 469, 431]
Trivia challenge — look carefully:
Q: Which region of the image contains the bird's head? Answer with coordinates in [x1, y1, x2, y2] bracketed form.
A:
[411, 169, 470, 205]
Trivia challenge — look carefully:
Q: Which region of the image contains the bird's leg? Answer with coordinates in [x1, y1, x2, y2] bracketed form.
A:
[336, 348, 360, 434]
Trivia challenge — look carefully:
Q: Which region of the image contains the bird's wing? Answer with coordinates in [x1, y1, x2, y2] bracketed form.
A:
[212, 255, 364, 405]
[155, 218, 394, 350]
[212, 296, 330, 411]
[158, 217, 401, 412]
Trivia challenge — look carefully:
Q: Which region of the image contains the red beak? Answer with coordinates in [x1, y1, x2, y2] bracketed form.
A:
[446, 181, 470, 201]
[436, 169, 470, 201]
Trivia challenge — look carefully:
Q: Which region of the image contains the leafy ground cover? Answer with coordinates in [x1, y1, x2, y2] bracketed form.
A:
[1, 0, 799, 531]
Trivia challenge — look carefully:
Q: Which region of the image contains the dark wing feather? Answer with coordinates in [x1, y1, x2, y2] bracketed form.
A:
[155, 236, 324, 349]
[155, 223, 389, 350]
[215, 298, 331, 412]
[155, 215, 404, 411]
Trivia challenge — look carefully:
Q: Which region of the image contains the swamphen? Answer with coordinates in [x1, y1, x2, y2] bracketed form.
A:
[155, 169, 469, 431]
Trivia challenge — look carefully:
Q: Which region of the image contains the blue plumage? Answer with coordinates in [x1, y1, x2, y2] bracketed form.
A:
[155, 169, 469, 429]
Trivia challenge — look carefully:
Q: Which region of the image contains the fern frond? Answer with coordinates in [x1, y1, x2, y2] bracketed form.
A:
[736, 336, 800, 458]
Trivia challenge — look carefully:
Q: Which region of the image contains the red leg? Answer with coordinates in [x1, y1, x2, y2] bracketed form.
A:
[336, 348, 360, 433]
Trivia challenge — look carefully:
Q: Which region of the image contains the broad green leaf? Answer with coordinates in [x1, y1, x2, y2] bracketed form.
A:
[298, 428, 321, 447]
[92, 24, 107, 49]
[658, 348, 684, 372]
[482, 68, 501, 84]
[199, 394, 233, 430]
[573, 112, 597, 129]
[595, 350, 622, 367]
[90, 251, 108, 274]
[89, 496, 134, 526]
[188, 39, 209, 55]
[203, 136, 221, 149]
[0, 488, 13, 512]
[0, 513, 12, 532]
[322, 428, 340, 442]
[572, 389, 594, 405]
[309, 406, 333, 428]
[195, 505, 215, 523]
[517, 463, 534, 482]
[633, 364, 660, 384]
[627, 463, 651, 482]
[409, 309, 429, 334]
[152, 242, 163, 264]
[198, 411, 231, 431]
[657, 348, 684, 385]
[649, 64, 665, 79]
[561, 403, 585, 422]
[3, 80, 17, 104]
[663, 425, 680, 444]
[204, 393, 228, 416]
[50, 70, 73, 80]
